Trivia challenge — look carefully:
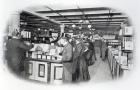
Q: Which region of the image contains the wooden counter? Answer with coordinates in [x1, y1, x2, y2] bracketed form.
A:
[107, 48, 130, 79]
[24, 58, 63, 84]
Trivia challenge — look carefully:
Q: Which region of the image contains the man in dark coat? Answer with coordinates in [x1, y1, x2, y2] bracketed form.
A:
[101, 40, 107, 61]
[94, 39, 102, 58]
[85, 40, 96, 66]
[72, 39, 90, 82]
[5, 30, 34, 76]
[72, 39, 83, 82]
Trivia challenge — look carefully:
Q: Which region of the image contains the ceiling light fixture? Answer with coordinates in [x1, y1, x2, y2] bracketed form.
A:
[85, 20, 89, 24]
[72, 24, 76, 28]
[79, 20, 83, 23]
[92, 28, 96, 31]
[79, 26, 82, 29]
[38, 28, 41, 31]
[88, 25, 92, 28]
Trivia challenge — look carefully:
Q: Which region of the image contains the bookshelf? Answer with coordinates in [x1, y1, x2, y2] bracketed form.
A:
[120, 26, 133, 77]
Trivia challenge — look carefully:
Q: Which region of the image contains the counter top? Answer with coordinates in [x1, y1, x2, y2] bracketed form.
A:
[25, 58, 62, 63]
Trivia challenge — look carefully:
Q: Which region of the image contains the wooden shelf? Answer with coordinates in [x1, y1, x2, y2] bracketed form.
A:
[121, 49, 133, 53]
[122, 35, 132, 37]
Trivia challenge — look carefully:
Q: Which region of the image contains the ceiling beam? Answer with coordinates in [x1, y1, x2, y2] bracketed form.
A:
[20, 16, 44, 24]
[67, 23, 120, 26]
[20, 15, 49, 25]
[51, 16, 127, 20]
[20, 12, 61, 29]
[20, 15, 56, 30]
[27, 16, 40, 19]
[36, 7, 110, 13]
[94, 25, 120, 27]
[33, 19, 47, 21]
[48, 13, 123, 18]
[76, 5, 92, 24]
[95, 26, 120, 29]
[54, 17, 127, 21]
[22, 10, 61, 25]
[60, 21, 122, 24]
[59, 20, 124, 22]
[45, 6, 74, 24]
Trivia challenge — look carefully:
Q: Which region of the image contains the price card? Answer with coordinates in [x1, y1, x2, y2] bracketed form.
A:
[57, 56, 62, 61]
[51, 56, 56, 60]
[38, 54, 42, 59]
[42, 55, 46, 59]
[47, 55, 51, 60]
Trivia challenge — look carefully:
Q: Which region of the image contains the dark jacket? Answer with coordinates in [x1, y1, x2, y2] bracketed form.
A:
[94, 40, 102, 47]
[87, 41, 96, 65]
[72, 42, 84, 73]
[5, 38, 33, 73]
[101, 41, 107, 60]
[72, 42, 90, 82]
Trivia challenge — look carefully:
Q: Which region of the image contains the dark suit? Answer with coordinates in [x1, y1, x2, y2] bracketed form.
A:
[62, 43, 73, 82]
[94, 40, 102, 57]
[5, 38, 33, 76]
[101, 41, 107, 60]
[72, 42, 90, 82]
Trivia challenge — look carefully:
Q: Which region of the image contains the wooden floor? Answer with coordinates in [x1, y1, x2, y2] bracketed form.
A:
[88, 52, 112, 82]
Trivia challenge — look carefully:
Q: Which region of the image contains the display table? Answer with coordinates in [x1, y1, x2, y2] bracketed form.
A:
[24, 58, 63, 84]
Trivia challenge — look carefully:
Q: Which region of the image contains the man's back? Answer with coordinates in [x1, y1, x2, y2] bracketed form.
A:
[6, 38, 33, 65]
[6, 39, 24, 60]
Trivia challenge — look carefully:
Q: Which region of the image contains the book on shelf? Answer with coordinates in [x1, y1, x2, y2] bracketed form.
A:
[123, 37, 133, 50]
[120, 56, 128, 66]
[124, 26, 133, 35]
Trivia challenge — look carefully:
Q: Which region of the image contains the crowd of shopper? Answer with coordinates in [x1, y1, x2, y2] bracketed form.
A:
[58, 34, 108, 83]
[5, 30, 108, 83]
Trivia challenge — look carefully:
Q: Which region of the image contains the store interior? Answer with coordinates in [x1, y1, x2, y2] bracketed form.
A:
[5, 6, 134, 84]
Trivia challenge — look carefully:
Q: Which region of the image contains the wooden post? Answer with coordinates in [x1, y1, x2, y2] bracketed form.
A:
[60, 24, 65, 37]
[8, 11, 20, 36]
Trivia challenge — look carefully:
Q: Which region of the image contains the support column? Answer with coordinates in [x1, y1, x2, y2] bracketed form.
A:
[8, 11, 20, 36]
[60, 24, 65, 37]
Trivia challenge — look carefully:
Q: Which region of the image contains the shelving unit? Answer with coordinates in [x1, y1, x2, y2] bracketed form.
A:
[106, 39, 121, 46]
[120, 26, 133, 78]
[107, 26, 134, 79]
[108, 47, 122, 79]
[121, 26, 133, 65]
